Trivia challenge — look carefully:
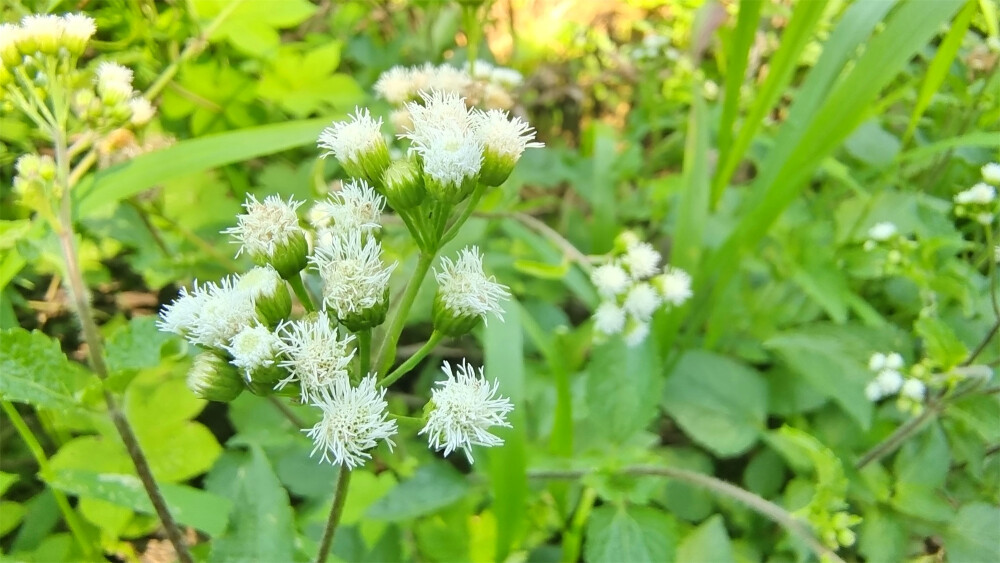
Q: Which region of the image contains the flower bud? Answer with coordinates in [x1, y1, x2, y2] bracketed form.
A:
[382, 157, 426, 210]
[472, 108, 542, 187]
[0, 24, 22, 67]
[340, 287, 391, 332]
[61, 14, 96, 56]
[317, 108, 390, 187]
[237, 266, 292, 326]
[264, 229, 309, 279]
[224, 195, 309, 280]
[187, 350, 243, 402]
[425, 170, 478, 204]
[432, 292, 482, 336]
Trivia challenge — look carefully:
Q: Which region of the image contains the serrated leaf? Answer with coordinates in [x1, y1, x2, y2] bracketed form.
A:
[584, 505, 677, 563]
[586, 338, 662, 445]
[944, 503, 1000, 563]
[661, 350, 767, 457]
[0, 328, 93, 410]
[104, 316, 173, 374]
[366, 463, 470, 521]
[914, 316, 968, 369]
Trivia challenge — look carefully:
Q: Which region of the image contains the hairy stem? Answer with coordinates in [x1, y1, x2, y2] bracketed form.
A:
[288, 274, 317, 313]
[1, 401, 100, 560]
[379, 331, 443, 387]
[314, 467, 352, 563]
[376, 253, 436, 376]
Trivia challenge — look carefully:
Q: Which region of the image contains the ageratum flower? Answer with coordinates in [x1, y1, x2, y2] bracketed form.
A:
[312, 179, 385, 242]
[311, 232, 396, 331]
[304, 375, 397, 468]
[419, 360, 513, 463]
[223, 194, 308, 279]
[590, 263, 630, 298]
[471, 108, 543, 186]
[275, 312, 355, 402]
[318, 108, 390, 185]
[432, 246, 510, 336]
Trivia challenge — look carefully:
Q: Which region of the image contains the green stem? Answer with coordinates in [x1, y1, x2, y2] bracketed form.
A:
[359, 329, 372, 378]
[288, 274, 317, 313]
[314, 467, 352, 563]
[463, 4, 480, 72]
[379, 331, 443, 387]
[561, 487, 596, 563]
[375, 253, 436, 376]
[441, 184, 485, 246]
[390, 414, 426, 427]
[1, 401, 100, 561]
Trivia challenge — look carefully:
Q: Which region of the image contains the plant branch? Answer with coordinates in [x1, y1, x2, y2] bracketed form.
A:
[375, 252, 435, 376]
[315, 467, 352, 563]
[379, 331, 443, 387]
[288, 274, 317, 313]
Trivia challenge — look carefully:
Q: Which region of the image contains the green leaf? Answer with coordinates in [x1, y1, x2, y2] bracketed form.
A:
[914, 316, 969, 369]
[0, 328, 93, 410]
[46, 469, 231, 536]
[365, 463, 470, 521]
[944, 503, 1000, 563]
[676, 515, 736, 563]
[858, 509, 907, 563]
[210, 447, 294, 562]
[0, 500, 24, 536]
[104, 316, 173, 374]
[484, 299, 527, 560]
[586, 338, 662, 445]
[893, 423, 949, 488]
[661, 350, 767, 457]
[74, 118, 329, 216]
[584, 505, 677, 563]
[0, 472, 18, 497]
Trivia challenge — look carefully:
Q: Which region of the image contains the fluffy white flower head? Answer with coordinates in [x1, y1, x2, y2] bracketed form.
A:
[419, 360, 513, 463]
[884, 352, 904, 370]
[95, 61, 134, 101]
[157, 282, 209, 336]
[317, 108, 385, 164]
[624, 282, 661, 321]
[435, 246, 510, 324]
[624, 321, 650, 347]
[955, 182, 997, 205]
[20, 15, 62, 50]
[404, 90, 473, 140]
[225, 324, 281, 373]
[374, 66, 414, 104]
[472, 109, 543, 159]
[867, 222, 897, 242]
[657, 267, 693, 306]
[128, 97, 155, 125]
[591, 263, 630, 298]
[864, 380, 883, 402]
[61, 14, 96, 45]
[593, 302, 626, 335]
[983, 162, 1000, 185]
[414, 126, 483, 190]
[622, 241, 661, 279]
[189, 277, 258, 349]
[223, 194, 303, 259]
[237, 266, 282, 300]
[316, 179, 385, 239]
[276, 312, 356, 402]
[868, 352, 887, 371]
[875, 369, 904, 397]
[311, 232, 396, 318]
[900, 378, 926, 401]
[305, 375, 397, 468]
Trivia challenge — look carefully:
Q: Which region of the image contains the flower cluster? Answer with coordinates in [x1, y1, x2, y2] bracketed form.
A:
[590, 232, 692, 346]
[953, 163, 998, 226]
[374, 61, 522, 117]
[864, 352, 926, 414]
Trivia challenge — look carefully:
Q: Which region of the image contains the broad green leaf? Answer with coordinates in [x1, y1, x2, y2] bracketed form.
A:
[676, 515, 736, 563]
[584, 505, 677, 563]
[944, 503, 1000, 562]
[195, 0, 317, 56]
[366, 463, 470, 521]
[104, 316, 173, 374]
[484, 299, 527, 561]
[893, 423, 950, 488]
[844, 120, 901, 169]
[74, 118, 329, 216]
[46, 469, 231, 536]
[210, 447, 294, 561]
[0, 328, 93, 410]
[858, 509, 907, 563]
[661, 350, 767, 457]
[586, 338, 662, 445]
[914, 316, 969, 368]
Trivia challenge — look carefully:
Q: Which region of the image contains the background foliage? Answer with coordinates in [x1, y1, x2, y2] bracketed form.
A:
[1, 0, 999, 562]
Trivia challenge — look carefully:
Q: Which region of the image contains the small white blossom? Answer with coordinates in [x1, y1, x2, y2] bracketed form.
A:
[472, 108, 543, 160]
[624, 321, 650, 347]
[157, 282, 209, 336]
[656, 267, 693, 306]
[591, 263, 630, 298]
[314, 179, 385, 240]
[593, 302, 626, 335]
[61, 14, 96, 46]
[276, 312, 356, 402]
[867, 222, 897, 242]
[433, 64, 473, 93]
[982, 162, 1000, 185]
[404, 90, 474, 141]
[414, 126, 484, 191]
[223, 194, 304, 259]
[188, 277, 258, 349]
[128, 97, 155, 125]
[419, 360, 514, 463]
[225, 324, 282, 374]
[305, 375, 397, 468]
[623, 283, 661, 321]
[884, 352, 904, 370]
[374, 66, 415, 104]
[95, 61, 134, 101]
[864, 380, 883, 402]
[900, 378, 926, 402]
[955, 182, 997, 205]
[868, 352, 887, 372]
[236, 266, 282, 301]
[622, 241, 661, 279]
[875, 369, 904, 397]
[317, 108, 385, 165]
[435, 246, 510, 324]
[311, 232, 396, 319]
[19, 15, 62, 52]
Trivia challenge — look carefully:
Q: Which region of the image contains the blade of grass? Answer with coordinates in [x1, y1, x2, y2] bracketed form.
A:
[903, 0, 977, 143]
[710, 0, 829, 202]
[672, 92, 711, 273]
[74, 118, 329, 217]
[713, 0, 762, 207]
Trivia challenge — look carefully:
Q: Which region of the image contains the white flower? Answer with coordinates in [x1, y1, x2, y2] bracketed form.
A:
[875, 369, 904, 397]
[981, 162, 1000, 185]
[435, 246, 510, 324]
[374, 66, 414, 104]
[624, 321, 650, 347]
[314, 179, 385, 240]
[157, 282, 209, 336]
[656, 267, 693, 306]
[419, 360, 513, 463]
[128, 97, 155, 125]
[884, 352, 904, 370]
[489, 67, 523, 89]
[311, 232, 396, 319]
[223, 194, 304, 259]
[867, 222, 897, 242]
[317, 108, 385, 166]
[593, 301, 626, 335]
[95, 61, 134, 102]
[591, 263, 630, 298]
[403, 90, 474, 142]
[236, 265, 282, 301]
[276, 312, 356, 402]
[868, 352, 887, 372]
[225, 324, 282, 373]
[433, 64, 473, 94]
[864, 380, 883, 402]
[900, 378, 926, 401]
[188, 277, 258, 349]
[472, 108, 543, 160]
[621, 241, 661, 279]
[305, 375, 397, 468]
[623, 283, 661, 321]
[61, 14, 96, 46]
[955, 182, 997, 205]
[413, 125, 484, 191]
[19, 15, 62, 52]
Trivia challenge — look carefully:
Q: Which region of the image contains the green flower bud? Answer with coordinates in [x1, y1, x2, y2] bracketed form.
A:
[479, 147, 516, 187]
[339, 287, 391, 332]
[318, 108, 391, 188]
[432, 292, 482, 337]
[425, 172, 477, 205]
[261, 229, 309, 280]
[238, 266, 292, 326]
[187, 350, 243, 402]
[244, 364, 288, 396]
[382, 157, 426, 210]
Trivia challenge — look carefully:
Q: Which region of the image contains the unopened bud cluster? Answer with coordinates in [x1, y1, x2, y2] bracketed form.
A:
[953, 163, 999, 226]
[590, 231, 693, 346]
